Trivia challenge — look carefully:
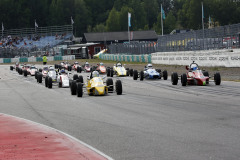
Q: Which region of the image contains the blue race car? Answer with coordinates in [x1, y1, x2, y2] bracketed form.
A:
[133, 64, 168, 81]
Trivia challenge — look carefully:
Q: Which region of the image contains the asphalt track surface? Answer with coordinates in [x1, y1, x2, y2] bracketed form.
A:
[1, 65, 240, 160]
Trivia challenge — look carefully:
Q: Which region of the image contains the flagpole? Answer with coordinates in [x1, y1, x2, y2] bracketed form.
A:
[71, 17, 74, 36]
[2, 22, 3, 37]
[202, 2, 205, 49]
[35, 19, 37, 33]
[128, 13, 130, 43]
[161, 4, 163, 36]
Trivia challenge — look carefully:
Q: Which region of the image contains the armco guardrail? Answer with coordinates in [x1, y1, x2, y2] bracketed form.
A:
[99, 54, 151, 63]
[152, 49, 240, 67]
[0, 55, 75, 64]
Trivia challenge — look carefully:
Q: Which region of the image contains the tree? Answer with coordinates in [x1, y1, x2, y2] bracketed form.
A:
[143, 0, 159, 29]
[106, 8, 121, 31]
[128, 0, 147, 30]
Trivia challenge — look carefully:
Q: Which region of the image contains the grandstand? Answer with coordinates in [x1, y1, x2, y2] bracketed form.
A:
[0, 25, 73, 58]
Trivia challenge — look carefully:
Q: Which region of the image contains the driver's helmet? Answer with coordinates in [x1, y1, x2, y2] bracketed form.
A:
[117, 63, 122, 67]
[191, 64, 198, 71]
[147, 63, 153, 69]
[49, 66, 54, 70]
[60, 69, 65, 74]
[92, 71, 99, 78]
[74, 62, 78, 64]
[85, 62, 89, 65]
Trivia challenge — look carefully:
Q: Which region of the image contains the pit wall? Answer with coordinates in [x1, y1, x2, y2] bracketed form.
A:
[0, 55, 75, 64]
[152, 49, 240, 67]
[99, 54, 152, 63]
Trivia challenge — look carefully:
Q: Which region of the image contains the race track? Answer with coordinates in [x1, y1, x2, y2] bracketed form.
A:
[1, 65, 240, 160]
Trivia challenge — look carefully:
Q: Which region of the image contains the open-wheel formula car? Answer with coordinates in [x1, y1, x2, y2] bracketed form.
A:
[70, 71, 122, 97]
[132, 63, 168, 81]
[35, 66, 49, 83]
[82, 61, 92, 72]
[93, 62, 106, 74]
[107, 61, 129, 77]
[72, 61, 82, 73]
[45, 69, 70, 89]
[10, 62, 19, 71]
[23, 65, 38, 77]
[171, 61, 221, 86]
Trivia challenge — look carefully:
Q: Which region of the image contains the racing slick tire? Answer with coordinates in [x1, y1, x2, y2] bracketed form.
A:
[76, 83, 83, 97]
[48, 77, 52, 88]
[39, 68, 42, 72]
[71, 80, 77, 95]
[181, 73, 187, 86]
[77, 66, 82, 73]
[106, 78, 113, 92]
[78, 75, 84, 83]
[35, 71, 39, 79]
[73, 74, 78, 80]
[214, 72, 221, 85]
[133, 70, 138, 80]
[10, 66, 13, 70]
[38, 73, 42, 83]
[163, 70, 168, 80]
[110, 69, 114, 77]
[55, 64, 58, 69]
[129, 69, 133, 77]
[68, 66, 72, 71]
[19, 69, 23, 75]
[140, 71, 144, 81]
[115, 80, 122, 95]
[45, 76, 49, 87]
[107, 68, 110, 77]
[171, 72, 178, 85]
[24, 70, 28, 77]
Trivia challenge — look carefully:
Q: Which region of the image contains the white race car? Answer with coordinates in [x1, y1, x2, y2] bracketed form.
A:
[45, 69, 70, 88]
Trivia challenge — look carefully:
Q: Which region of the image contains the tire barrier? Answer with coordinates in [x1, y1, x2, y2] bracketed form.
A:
[99, 54, 152, 63]
[0, 55, 75, 64]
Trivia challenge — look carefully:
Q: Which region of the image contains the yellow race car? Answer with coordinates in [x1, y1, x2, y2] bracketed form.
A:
[70, 71, 122, 97]
[107, 61, 130, 77]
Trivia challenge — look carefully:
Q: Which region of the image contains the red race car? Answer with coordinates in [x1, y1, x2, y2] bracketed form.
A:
[82, 62, 92, 72]
[95, 62, 106, 74]
[171, 61, 221, 86]
[72, 61, 82, 73]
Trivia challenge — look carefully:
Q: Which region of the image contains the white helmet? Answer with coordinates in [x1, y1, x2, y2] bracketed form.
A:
[147, 64, 153, 69]
[92, 71, 99, 78]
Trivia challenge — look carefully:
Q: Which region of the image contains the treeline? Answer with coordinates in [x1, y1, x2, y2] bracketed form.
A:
[0, 0, 240, 36]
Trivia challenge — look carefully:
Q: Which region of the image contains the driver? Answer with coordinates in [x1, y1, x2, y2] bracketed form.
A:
[117, 62, 122, 67]
[190, 63, 198, 71]
[147, 64, 153, 69]
[60, 69, 66, 74]
[92, 71, 99, 78]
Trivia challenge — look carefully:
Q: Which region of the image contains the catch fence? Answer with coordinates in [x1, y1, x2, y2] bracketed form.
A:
[108, 23, 240, 54]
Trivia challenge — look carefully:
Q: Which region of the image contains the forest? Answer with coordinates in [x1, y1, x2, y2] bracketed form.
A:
[0, 0, 240, 36]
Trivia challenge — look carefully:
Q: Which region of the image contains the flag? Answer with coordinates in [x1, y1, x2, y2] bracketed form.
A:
[209, 16, 211, 24]
[2, 22, 4, 31]
[35, 20, 38, 28]
[161, 5, 165, 20]
[128, 12, 131, 27]
[202, 2, 204, 19]
[71, 16, 74, 25]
